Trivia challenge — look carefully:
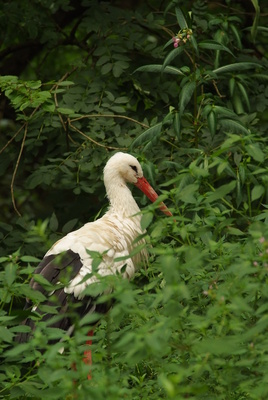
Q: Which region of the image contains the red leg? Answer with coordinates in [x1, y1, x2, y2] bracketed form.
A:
[83, 330, 94, 380]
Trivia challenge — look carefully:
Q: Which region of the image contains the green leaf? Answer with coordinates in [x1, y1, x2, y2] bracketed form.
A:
[134, 64, 184, 75]
[162, 47, 185, 72]
[114, 243, 146, 262]
[101, 63, 113, 75]
[130, 123, 162, 149]
[20, 286, 47, 303]
[232, 92, 244, 114]
[230, 24, 242, 49]
[33, 274, 54, 290]
[20, 256, 41, 263]
[110, 105, 126, 113]
[179, 81, 196, 115]
[141, 212, 154, 230]
[163, 38, 175, 49]
[251, 0, 260, 41]
[219, 119, 250, 135]
[114, 96, 129, 104]
[96, 55, 110, 66]
[5, 264, 17, 286]
[49, 213, 58, 232]
[85, 250, 103, 271]
[0, 326, 14, 343]
[207, 110, 217, 136]
[177, 183, 199, 204]
[175, 8, 188, 29]
[56, 81, 75, 86]
[0, 75, 18, 84]
[43, 103, 55, 112]
[189, 35, 199, 56]
[213, 106, 237, 119]
[199, 40, 234, 56]
[113, 63, 123, 78]
[173, 111, 181, 138]
[206, 181, 236, 203]
[28, 80, 42, 89]
[254, 73, 268, 82]
[195, 336, 241, 356]
[229, 77, 236, 97]
[57, 107, 75, 115]
[245, 143, 264, 162]
[62, 218, 78, 234]
[237, 82, 250, 111]
[213, 62, 261, 75]
[227, 227, 245, 236]
[251, 185, 265, 201]
[4, 343, 30, 358]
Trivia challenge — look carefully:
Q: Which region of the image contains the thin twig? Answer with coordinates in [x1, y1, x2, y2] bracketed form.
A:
[11, 123, 28, 216]
[0, 124, 25, 155]
[0, 100, 43, 156]
[70, 114, 149, 128]
[212, 80, 225, 98]
[51, 66, 79, 89]
[68, 120, 125, 150]
[53, 87, 67, 132]
[3, 65, 80, 214]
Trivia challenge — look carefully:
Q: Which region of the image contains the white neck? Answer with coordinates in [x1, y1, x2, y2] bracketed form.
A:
[105, 175, 141, 219]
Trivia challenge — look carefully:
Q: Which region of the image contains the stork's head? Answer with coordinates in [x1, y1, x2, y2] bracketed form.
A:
[104, 152, 143, 185]
[104, 152, 172, 217]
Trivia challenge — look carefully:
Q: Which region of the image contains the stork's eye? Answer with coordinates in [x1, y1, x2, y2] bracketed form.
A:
[130, 165, 138, 173]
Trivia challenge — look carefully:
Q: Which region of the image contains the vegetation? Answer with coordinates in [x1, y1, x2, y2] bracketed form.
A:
[0, 0, 268, 398]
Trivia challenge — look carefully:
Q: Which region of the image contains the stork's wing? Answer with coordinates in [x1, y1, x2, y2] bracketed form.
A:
[45, 216, 141, 298]
[17, 215, 145, 343]
[16, 250, 110, 343]
[30, 250, 82, 292]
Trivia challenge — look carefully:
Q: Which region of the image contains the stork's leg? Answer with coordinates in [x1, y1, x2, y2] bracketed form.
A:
[83, 330, 94, 380]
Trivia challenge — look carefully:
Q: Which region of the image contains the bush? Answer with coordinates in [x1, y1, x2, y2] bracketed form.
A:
[0, 0, 268, 398]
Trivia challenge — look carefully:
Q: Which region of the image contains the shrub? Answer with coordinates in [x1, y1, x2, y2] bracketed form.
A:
[0, 0, 268, 398]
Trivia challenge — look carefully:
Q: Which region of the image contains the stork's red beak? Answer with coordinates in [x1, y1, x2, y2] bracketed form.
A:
[135, 176, 172, 217]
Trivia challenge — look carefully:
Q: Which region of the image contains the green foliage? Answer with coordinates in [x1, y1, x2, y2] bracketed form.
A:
[0, 0, 268, 398]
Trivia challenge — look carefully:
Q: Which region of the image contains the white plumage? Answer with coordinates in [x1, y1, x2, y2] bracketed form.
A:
[18, 152, 171, 345]
[46, 152, 149, 298]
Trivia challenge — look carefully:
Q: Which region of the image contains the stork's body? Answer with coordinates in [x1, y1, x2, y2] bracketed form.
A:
[17, 153, 171, 370]
[46, 163, 147, 298]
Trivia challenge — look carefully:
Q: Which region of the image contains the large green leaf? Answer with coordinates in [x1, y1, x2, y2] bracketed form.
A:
[206, 181, 236, 203]
[213, 62, 261, 74]
[179, 80, 196, 115]
[130, 123, 162, 149]
[175, 7, 188, 29]
[250, 0, 260, 41]
[199, 40, 234, 56]
[237, 82, 250, 111]
[134, 64, 184, 75]
[251, 185, 265, 201]
[246, 143, 265, 162]
[219, 118, 250, 135]
[161, 47, 185, 72]
[207, 110, 216, 136]
[176, 183, 200, 203]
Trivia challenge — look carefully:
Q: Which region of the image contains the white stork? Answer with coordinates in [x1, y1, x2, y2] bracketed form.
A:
[17, 152, 172, 375]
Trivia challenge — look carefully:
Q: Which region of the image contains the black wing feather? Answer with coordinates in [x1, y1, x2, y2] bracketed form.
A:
[17, 250, 110, 343]
[16, 250, 93, 343]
